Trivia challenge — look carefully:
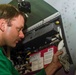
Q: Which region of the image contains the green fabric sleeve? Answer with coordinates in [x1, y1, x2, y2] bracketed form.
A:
[35, 68, 46, 75]
[0, 47, 20, 75]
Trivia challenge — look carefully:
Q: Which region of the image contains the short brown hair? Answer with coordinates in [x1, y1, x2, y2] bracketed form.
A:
[0, 4, 27, 24]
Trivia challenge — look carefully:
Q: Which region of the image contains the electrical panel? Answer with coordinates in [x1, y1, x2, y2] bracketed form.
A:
[23, 12, 62, 51]
[22, 12, 71, 74]
[9, 0, 75, 75]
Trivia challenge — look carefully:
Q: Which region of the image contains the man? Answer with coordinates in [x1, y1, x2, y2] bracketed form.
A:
[0, 4, 63, 75]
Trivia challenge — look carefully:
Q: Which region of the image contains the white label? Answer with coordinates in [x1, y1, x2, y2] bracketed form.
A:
[44, 48, 54, 65]
[38, 57, 44, 69]
[31, 60, 38, 71]
[30, 53, 40, 62]
[31, 57, 43, 71]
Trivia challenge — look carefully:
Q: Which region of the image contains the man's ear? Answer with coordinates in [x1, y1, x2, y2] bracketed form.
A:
[0, 19, 6, 32]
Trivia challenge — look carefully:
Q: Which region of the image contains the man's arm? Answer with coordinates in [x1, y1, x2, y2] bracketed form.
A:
[45, 51, 63, 75]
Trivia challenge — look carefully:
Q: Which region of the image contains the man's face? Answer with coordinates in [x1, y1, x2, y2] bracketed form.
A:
[3, 15, 25, 47]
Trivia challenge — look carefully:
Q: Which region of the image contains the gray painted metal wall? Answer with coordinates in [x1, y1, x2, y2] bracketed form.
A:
[44, 0, 76, 75]
[0, 0, 12, 4]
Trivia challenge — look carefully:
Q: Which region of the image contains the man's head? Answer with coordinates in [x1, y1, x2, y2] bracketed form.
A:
[0, 4, 27, 47]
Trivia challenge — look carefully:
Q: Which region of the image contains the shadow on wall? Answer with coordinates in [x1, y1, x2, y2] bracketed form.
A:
[55, 65, 75, 75]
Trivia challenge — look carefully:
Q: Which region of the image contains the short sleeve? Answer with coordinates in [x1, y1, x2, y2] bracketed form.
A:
[35, 68, 46, 75]
[0, 48, 20, 75]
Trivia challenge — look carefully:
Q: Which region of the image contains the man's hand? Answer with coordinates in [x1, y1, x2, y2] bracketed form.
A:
[45, 51, 63, 75]
[52, 51, 63, 69]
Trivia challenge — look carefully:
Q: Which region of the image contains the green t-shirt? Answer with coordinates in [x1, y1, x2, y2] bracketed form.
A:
[0, 47, 46, 75]
[0, 47, 20, 75]
[35, 68, 46, 75]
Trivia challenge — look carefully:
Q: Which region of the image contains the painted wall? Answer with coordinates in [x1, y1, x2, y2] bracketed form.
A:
[44, 0, 76, 75]
[0, 0, 12, 4]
